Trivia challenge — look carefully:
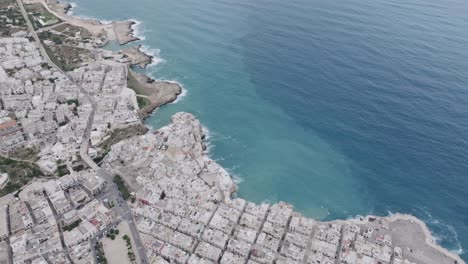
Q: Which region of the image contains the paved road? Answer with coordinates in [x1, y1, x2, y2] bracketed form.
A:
[17, 0, 149, 262]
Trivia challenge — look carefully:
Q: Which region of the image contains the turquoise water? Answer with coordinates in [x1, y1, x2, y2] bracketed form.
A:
[72, 0, 468, 259]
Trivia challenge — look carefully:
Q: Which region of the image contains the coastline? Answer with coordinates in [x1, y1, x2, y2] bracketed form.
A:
[32, 1, 466, 263]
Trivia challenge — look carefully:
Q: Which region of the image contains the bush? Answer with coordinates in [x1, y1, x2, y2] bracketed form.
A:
[110, 234, 115, 240]
[63, 219, 82, 231]
[113, 175, 131, 200]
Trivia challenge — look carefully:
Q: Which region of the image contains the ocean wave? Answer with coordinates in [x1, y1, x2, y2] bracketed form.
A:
[129, 19, 146, 41]
[201, 125, 214, 154]
[145, 123, 155, 131]
[429, 220, 464, 255]
[170, 85, 187, 104]
[417, 209, 464, 255]
[66, 2, 77, 15]
[231, 172, 244, 184]
[139, 45, 166, 68]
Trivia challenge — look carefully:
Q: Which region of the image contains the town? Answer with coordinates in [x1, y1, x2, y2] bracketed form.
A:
[0, 0, 465, 263]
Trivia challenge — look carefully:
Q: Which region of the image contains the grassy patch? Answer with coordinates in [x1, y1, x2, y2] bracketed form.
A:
[40, 12, 58, 23]
[136, 96, 150, 109]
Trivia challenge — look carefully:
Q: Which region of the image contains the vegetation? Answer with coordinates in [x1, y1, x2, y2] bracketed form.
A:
[9, 147, 39, 162]
[67, 99, 80, 107]
[122, 234, 136, 261]
[40, 12, 58, 23]
[43, 44, 68, 71]
[0, 2, 27, 37]
[95, 241, 108, 264]
[57, 164, 69, 177]
[0, 156, 44, 196]
[63, 219, 82, 231]
[136, 96, 150, 109]
[40, 40, 90, 71]
[38, 31, 64, 45]
[40, 62, 51, 69]
[113, 175, 131, 200]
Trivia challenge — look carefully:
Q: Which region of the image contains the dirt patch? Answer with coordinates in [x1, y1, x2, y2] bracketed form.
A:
[102, 222, 135, 264]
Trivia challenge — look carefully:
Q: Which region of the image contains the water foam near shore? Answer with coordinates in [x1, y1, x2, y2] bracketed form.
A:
[140, 45, 165, 67]
[65, 2, 77, 15]
[129, 19, 146, 41]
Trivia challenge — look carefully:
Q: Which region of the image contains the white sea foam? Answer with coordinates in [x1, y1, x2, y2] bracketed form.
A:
[100, 18, 114, 25]
[145, 123, 155, 131]
[171, 86, 187, 104]
[224, 165, 244, 184]
[66, 2, 77, 15]
[419, 209, 464, 255]
[231, 172, 244, 184]
[202, 125, 212, 140]
[129, 19, 146, 41]
[201, 125, 214, 154]
[140, 45, 165, 68]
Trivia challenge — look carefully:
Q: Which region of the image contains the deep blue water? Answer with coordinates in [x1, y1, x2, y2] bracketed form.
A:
[71, 0, 468, 259]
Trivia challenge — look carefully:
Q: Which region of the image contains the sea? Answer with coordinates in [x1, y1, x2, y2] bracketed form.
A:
[70, 0, 468, 259]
